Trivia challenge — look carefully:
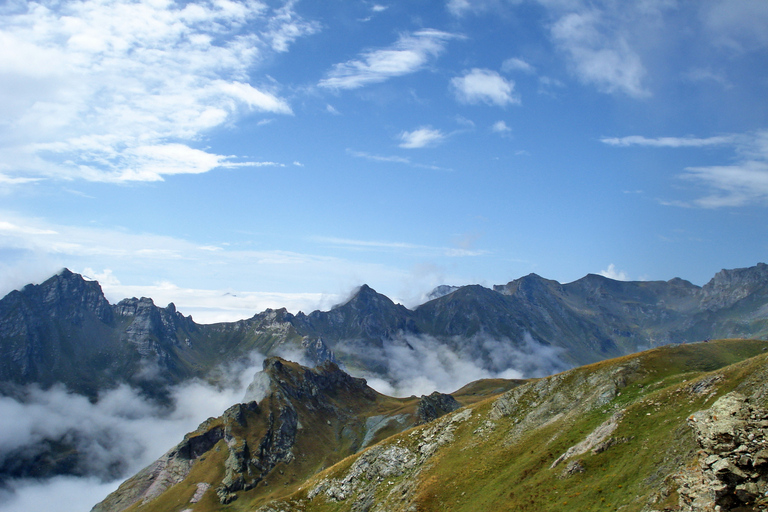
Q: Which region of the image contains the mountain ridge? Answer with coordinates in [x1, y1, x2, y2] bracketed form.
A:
[93, 338, 768, 512]
[1, 263, 767, 399]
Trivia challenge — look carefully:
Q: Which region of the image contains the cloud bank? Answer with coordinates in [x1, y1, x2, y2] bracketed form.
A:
[346, 332, 569, 397]
[0, 352, 266, 512]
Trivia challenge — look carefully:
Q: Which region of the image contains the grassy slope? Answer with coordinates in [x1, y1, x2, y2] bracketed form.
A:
[257, 339, 768, 512]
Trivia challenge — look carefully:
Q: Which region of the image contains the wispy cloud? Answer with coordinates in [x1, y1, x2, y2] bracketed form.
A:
[679, 160, 768, 208]
[81, 270, 338, 323]
[318, 29, 458, 90]
[550, 9, 649, 98]
[601, 135, 736, 148]
[261, 0, 321, 52]
[451, 68, 520, 107]
[701, 0, 768, 51]
[604, 130, 768, 208]
[398, 127, 446, 148]
[312, 235, 488, 258]
[347, 149, 451, 171]
[0, 0, 311, 183]
[501, 57, 535, 74]
[0, 212, 419, 312]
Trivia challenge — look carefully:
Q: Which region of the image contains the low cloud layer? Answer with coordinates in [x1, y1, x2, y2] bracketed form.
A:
[0, 352, 266, 512]
[345, 332, 569, 397]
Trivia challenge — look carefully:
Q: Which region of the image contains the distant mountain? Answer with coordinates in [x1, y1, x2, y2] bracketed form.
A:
[2, 264, 768, 399]
[92, 339, 768, 512]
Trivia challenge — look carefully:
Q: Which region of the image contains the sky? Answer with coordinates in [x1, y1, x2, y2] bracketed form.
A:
[1, 0, 767, 323]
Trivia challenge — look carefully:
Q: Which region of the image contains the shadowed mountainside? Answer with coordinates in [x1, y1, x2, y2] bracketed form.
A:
[1, 264, 767, 400]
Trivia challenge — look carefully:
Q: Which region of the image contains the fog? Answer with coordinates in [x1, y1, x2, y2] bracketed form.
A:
[0, 352, 265, 512]
[342, 332, 569, 397]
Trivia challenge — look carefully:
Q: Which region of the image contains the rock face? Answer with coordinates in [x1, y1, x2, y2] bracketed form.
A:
[416, 392, 461, 424]
[92, 357, 467, 512]
[677, 392, 768, 510]
[2, 265, 768, 487]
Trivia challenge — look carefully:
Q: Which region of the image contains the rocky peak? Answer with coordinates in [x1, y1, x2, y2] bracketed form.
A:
[495, 273, 564, 302]
[700, 262, 768, 310]
[416, 391, 461, 424]
[301, 285, 415, 342]
[113, 297, 196, 359]
[260, 357, 374, 404]
[17, 268, 113, 325]
[336, 284, 396, 312]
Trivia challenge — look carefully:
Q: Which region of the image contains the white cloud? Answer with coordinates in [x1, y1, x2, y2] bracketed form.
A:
[0, 354, 265, 512]
[492, 120, 512, 133]
[599, 264, 629, 281]
[550, 10, 649, 98]
[451, 68, 520, 107]
[447, 0, 473, 17]
[347, 149, 450, 171]
[312, 235, 487, 259]
[501, 57, 535, 74]
[0, 0, 308, 183]
[680, 161, 768, 208]
[601, 135, 736, 148]
[0, 212, 425, 318]
[398, 127, 446, 148]
[90, 276, 339, 323]
[261, 0, 321, 53]
[318, 29, 458, 90]
[351, 332, 569, 397]
[604, 130, 768, 208]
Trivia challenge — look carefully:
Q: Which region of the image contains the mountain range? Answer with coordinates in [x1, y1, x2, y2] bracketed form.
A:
[2, 264, 768, 400]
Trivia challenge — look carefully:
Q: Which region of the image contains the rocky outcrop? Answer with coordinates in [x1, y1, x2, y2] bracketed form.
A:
[676, 392, 768, 510]
[700, 263, 768, 311]
[416, 391, 461, 424]
[307, 408, 474, 511]
[114, 297, 195, 356]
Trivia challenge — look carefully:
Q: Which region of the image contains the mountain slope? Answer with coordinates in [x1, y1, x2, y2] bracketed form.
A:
[260, 339, 768, 512]
[93, 357, 512, 512]
[94, 338, 768, 512]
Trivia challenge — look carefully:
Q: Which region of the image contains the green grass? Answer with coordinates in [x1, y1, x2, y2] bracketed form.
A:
[264, 339, 768, 512]
[108, 339, 768, 512]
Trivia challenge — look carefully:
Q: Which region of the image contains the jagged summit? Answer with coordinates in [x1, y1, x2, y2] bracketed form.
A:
[2, 263, 768, 401]
[258, 356, 374, 403]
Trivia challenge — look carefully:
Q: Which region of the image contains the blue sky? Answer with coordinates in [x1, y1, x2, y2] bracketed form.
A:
[1, 0, 767, 322]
